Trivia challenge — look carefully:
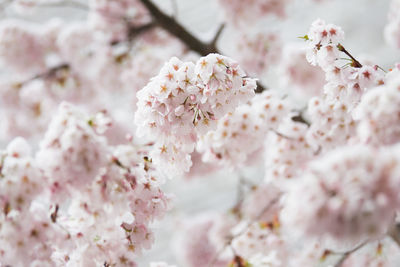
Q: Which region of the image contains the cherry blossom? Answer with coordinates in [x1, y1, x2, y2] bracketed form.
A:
[282, 145, 400, 245]
[0, 1, 399, 266]
[354, 68, 400, 146]
[135, 54, 256, 177]
[197, 90, 289, 168]
[36, 102, 110, 201]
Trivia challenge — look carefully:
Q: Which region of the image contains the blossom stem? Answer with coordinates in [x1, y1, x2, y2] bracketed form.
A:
[337, 43, 362, 68]
[333, 240, 369, 267]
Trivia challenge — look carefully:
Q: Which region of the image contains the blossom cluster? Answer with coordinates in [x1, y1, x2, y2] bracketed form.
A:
[0, 0, 399, 266]
[0, 102, 171, 266]
[303, 19, 385, 150]
[135, 53, 256, 177]
[354, 66, 400, 146]
[282, 145, 400, 244]
[175, 19, 400, 267]
[197, 91, 290, 168]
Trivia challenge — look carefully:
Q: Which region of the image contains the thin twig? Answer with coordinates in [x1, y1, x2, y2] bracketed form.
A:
[211, 23, 225, 47]
[111, 21, 157, 46]
[337, 43, 362, 68]
[17, 63, 69, 87]
[333, 240, 369, 267]
[254, 81, 267, 93]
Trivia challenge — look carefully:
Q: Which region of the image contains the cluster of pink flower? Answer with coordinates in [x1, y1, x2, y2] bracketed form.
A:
[197, 91, 290, 168]
[88, 0, 150, 42]
[304, 19, 385, 150]
[0, 14, 187, 143]
[135, 54, 256, 177]
[0, 0, 400, 265]
[264, 118, 315, 184]
[354, 66, 400, 146]
[167, 19, 400, 267]
[283, 145, 400, 245]
[0, 103, 171, 266]
[0, 20, 47, 75]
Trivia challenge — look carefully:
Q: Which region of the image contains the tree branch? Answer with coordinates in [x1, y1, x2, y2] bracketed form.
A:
[291, 112, 310, 126]
[254, 82, 267, 93]
[139, 0, 218, 56]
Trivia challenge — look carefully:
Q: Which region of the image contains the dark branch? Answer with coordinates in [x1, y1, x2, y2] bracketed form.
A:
[254, 81, 267, 93]
[291, 113, 310, 126]
[128, 21, 157, 41]
[139, 0, 218, 56]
